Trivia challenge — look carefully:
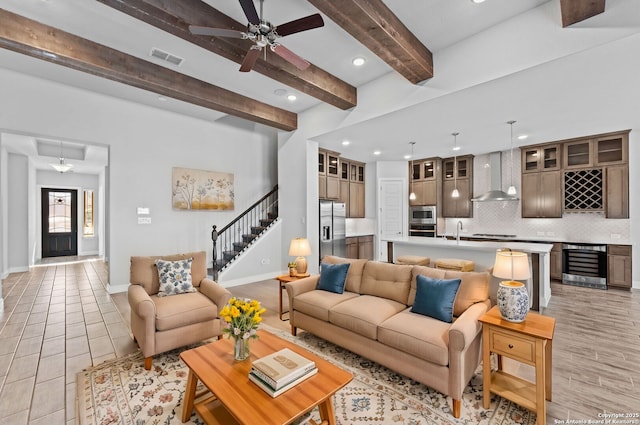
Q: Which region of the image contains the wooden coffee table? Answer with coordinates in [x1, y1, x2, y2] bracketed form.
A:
[180, 329, 353, 424]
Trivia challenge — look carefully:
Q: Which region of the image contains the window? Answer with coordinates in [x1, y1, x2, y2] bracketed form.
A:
[48, 192, 72, 233]
[83, 190, 94, 237]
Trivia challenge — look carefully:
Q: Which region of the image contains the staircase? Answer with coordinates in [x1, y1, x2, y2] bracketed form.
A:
[210, 185, 278, 280]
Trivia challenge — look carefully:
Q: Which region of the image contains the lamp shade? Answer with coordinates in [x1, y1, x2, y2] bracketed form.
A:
[289, 238, 311, 256]
[493, 249, 530, 281]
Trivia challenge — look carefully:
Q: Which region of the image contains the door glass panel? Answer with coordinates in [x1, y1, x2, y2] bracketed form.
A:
[597, 138, 622, 163]
[49, 192, 71, 233]
[543, 147, 558, 169]
[567, 143, 590, 166]
[423, 161, 434, 179]
[525, 149, 539, 171]
[83, 190, 94, 236]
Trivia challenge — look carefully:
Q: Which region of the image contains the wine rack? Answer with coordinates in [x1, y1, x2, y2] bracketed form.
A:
[563, 169, 603, 211]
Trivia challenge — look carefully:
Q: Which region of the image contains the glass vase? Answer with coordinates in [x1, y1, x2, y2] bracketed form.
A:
[233, 337, 251, 361]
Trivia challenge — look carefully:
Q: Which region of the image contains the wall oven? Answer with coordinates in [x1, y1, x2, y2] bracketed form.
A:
[409, 224, 436, 237]
[409, 205, 436, 225]
[562, 244, 607, 289]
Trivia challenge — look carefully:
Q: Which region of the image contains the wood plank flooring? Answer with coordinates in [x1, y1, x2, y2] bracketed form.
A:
[1, 258, 638, 424]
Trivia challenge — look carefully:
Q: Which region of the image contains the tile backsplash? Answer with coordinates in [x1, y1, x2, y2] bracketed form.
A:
[441, 152, 631, 244]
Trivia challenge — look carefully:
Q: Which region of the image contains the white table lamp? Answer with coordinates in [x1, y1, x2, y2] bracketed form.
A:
[493, 249, 531, 322]
[289, 238, 311, 277]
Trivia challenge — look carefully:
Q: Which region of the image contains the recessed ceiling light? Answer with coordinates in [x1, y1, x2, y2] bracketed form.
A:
[403, 154, 411, 160]
[273, 89, 287, 96]
[287, 94, 297, 101]
[452, 146, 461, 151]
[341, 140, 350, 146]
[373, 150, 381, 156]
[471, 0, 486, 3]
[352, 56, 366, 66]
[518, 134, 529, 140]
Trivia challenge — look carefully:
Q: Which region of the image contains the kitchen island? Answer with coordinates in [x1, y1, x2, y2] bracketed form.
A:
[385, 237, 553, 309]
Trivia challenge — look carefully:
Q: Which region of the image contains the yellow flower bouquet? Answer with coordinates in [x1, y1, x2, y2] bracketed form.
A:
[219, 297, 266, 360]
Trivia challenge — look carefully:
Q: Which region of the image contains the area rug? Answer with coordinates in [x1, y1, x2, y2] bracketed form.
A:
[77, 327, 535, 425]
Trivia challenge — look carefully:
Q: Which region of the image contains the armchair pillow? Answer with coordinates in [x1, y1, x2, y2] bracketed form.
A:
[411, 274, 461, 323]
[155, 258, 197, 297]
[317, 262, 351, 294]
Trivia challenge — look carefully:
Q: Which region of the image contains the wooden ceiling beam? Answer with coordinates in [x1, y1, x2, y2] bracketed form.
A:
[98, 0, 357, 110]
[0, 8, 297, 131]
[560, 0, 606, 27]
[307, 0, 433, 84]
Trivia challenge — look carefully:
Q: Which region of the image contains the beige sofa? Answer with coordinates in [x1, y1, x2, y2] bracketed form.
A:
[285, 256, 490, 418]
[128, 251, 231, 369]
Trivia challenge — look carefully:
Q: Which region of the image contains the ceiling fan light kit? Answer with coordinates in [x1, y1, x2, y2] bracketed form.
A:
[190, 0, 324, 73]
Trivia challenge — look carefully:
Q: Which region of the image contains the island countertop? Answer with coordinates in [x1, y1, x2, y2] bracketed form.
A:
[384, 236, 553, 309]
[385, 236, 553, 254]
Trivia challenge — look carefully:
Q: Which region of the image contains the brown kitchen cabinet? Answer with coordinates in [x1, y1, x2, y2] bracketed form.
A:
[349, 182, 365, 218]
[595, 133, 628, 165]
[409, 157, 440, 206]
[442, 155, 473, 218]
[522, 144, 561, 173]
[521, 171, 562, 218]
[563, 139, 593, 169]
[345, 235, 374, 260]
[319, 149, 340, 200]
[550, 243, 563, 280]
[605, 165, 629, 218]
[607, 245, 632, 289]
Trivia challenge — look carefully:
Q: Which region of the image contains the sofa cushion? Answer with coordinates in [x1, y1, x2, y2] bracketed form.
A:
[130, 251, 207, 295]
[444, 270, 490, 317]
[411, 275, 461, 323]
[152, 291, 218, 331]
[156, 258, 197, 297]
[318, 262, 350, 294]
[321, 256, 368, 293]
[360, 261, 413, 304]
[378, 308, 451, 366]
[293, 290, 359, 322]
[329, 295, 407, 340]
[408, 266, 446, 306]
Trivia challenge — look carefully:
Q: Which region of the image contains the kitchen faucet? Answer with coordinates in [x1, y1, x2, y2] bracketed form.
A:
[456, 221, 463, 244]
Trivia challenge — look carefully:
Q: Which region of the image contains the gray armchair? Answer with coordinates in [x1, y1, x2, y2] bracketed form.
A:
[128, 251, 231, 369]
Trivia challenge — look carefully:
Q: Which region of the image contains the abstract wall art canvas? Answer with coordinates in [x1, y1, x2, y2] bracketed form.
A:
[172, 167, 234, 210]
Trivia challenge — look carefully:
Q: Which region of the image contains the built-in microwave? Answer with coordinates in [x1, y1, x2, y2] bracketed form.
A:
[409, 205, 436, 225]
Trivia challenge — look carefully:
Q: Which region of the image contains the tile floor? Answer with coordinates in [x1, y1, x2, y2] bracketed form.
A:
[0, 258, 137, 425]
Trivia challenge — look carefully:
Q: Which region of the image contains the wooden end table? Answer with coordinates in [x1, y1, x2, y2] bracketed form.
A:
[479, 306, 555, 425]
[275, 274, 306, 321]
[180, 329, 352, 425]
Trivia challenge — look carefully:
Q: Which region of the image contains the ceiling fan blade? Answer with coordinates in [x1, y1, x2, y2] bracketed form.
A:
[189, 26, 245, 39]
[276, 13, 324, 37]
[239, 0, 260, 25]
[271, 44, 311, 71]
[239, 47, 261, 72]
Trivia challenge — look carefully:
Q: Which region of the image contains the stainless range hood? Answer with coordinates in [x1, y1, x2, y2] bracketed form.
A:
[471, 152, 519, 202]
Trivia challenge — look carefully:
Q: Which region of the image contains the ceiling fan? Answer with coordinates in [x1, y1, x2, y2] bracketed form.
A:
[189, 0, 324, 72]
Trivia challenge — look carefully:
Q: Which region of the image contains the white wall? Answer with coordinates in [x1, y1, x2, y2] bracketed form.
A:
[7, 153, 29, 273]
[0, 68, 278, 292]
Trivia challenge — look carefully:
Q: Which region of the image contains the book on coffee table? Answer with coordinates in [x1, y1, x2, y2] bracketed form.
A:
[249, 367, 318, 397]
[251, 348, 316, 390]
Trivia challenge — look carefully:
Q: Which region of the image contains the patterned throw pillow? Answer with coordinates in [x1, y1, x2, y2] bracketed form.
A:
[155, 258, 197, 297]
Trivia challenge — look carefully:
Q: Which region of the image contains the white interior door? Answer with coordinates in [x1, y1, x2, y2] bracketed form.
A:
[378, 179, 406, 260]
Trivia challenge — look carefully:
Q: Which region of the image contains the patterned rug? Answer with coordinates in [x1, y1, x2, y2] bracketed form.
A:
[77, 327, 535, 425]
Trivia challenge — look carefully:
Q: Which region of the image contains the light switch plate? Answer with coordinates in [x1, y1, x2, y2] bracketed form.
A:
[138, 217, 151, 224]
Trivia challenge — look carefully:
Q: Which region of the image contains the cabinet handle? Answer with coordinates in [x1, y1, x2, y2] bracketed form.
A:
[508, 344, 514, 349]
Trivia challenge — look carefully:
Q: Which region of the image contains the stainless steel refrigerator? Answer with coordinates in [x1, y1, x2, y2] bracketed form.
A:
[319, 200, 346, 261]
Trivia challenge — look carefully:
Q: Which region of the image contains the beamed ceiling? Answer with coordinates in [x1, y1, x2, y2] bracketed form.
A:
[3, 0, 639, 164]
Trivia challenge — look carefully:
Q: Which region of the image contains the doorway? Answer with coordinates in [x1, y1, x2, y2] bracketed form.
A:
[41, 188, 78, 257]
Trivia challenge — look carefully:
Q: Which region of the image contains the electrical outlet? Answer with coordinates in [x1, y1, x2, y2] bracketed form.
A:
[138, 217, 151, 224]
[261, 258, 271, 265]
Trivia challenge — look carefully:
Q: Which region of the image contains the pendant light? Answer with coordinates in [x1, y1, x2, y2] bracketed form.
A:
[506, 120, 517, 196]
[49, 141, 73, 173]
[409, 142, 417, 201]
[451, 132, 460, 198]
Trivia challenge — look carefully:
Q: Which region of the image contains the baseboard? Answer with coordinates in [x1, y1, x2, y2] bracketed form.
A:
[106, 282, 128, 294]
[218, 271, 288, 288]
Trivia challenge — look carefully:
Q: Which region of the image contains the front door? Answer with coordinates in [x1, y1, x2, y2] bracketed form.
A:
[41, 188, 78, 257]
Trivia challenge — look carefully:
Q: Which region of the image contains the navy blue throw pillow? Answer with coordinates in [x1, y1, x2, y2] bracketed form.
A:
[317, 262, 351, 294]
[411, 275, 462, 323]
